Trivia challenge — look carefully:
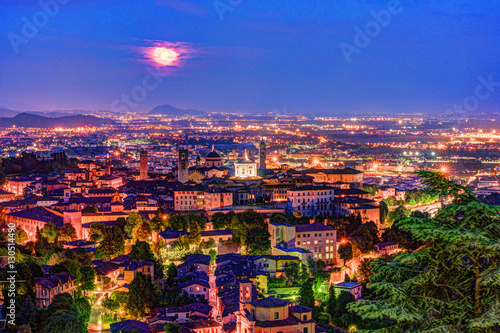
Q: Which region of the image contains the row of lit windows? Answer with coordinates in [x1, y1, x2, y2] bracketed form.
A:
[298, 232, 334, 238]
[291, 191, 333, 196]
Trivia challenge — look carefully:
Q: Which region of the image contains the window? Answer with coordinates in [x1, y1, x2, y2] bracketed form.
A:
[304, 328, 308, 333]
[274, 312, 279, 319]
[303, 315, 308, 320]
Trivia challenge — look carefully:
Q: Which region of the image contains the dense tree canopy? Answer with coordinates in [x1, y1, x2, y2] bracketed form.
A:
[43, 293, 90, 333]
[126, 272, 161, 319]
[245, 228, 271, 255]
[338, 242, 353, 266]
[299, 278, 315, 310]
[348, 172, 500, 332]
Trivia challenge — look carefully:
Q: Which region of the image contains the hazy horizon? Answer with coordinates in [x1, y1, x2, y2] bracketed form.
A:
[1, 0, 499, 115]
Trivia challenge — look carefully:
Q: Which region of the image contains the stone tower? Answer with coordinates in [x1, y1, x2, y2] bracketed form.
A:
[139, 150, 148, 180]
[259, 140, 266, 170]
[63, 211, 82, 239]
[239, 279, 253, 311]
[178, 149, 189, 183]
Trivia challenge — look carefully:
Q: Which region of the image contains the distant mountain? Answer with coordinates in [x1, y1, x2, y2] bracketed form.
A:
[148, 104, 205, 116]
[0, 113, 115, 128]
[0, 108, 19, 118]
[25, 111, 71, 118]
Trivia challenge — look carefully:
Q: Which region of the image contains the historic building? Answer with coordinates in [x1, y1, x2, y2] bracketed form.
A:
[231, 151, 262, 185]
[236, 280, 316, 333]
[206, 146, 223, 168]
[269, 222, 337, 264]
[303, 168, 363, 188]
[178, 149, 189, 184]
[259, 140, 266, 170]
[286, 185, 335, 217]
[139, 150, 148, 180]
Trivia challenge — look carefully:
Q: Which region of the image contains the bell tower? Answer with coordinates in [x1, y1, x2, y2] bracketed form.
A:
[178, 149, 189, 183]
[259, 140, 266, 170]
[239, 280, 253, 311]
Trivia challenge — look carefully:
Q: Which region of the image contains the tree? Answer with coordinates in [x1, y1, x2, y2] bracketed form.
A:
[350, 221, 379, 253]
[379, 201, 388, 227]
[130, 241, 164, 279]
[113, 227, 125, 256]
[166, 262, 177, 286]
[116, 217, 127, 232]
[284, 261, 300, 283]
[211, 212, 228, 230]
[126, 272, 161, 319]
[337, 242, 353, 266]
[102, 298, 120, 315]
[130, 241, 156, 262]
[188, 220, 201, 245]
[58, 224, 77, 242]
[82, 206, 98, 214]
[209, 249, 217, 265]
[299, 278, 315, 309]
[307, 257, 317, 275]
[132, 220, 152, 242]
[43, 293, 88, 333]
[316, 259, 326, 274]
[50, 259, 82, 280]
[386, 205, 409, 225]
[97, 226, 124, 259]
[245, 228, 271, 255]
[14, 227, 28, 244]
[164, 323, 182, 333]
[150, 215, 168, 232]
[79, 266, 96, 292]
[40, 222, 58, 243]
[326, 284, 337, 320]
[125, 212, 144, 237]
[356, 259, 373, 285]
[348, 171, 500, 332]
[19, 295, 37, 332]
[362, 184, 378, 196]
[333, 291, 356, 328]
[74, 295, 91, 329]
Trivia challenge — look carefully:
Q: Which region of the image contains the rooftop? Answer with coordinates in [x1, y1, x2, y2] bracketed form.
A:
[251, 297, 290, 308]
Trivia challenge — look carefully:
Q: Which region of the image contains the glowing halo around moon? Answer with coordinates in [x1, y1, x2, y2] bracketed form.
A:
[151, 47, 179, 66]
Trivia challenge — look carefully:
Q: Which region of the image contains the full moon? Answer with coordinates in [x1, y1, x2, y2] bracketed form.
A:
[151, 47, 179, 66]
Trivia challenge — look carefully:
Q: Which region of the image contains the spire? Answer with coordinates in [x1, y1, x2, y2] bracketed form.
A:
[212, 144, 215, 151]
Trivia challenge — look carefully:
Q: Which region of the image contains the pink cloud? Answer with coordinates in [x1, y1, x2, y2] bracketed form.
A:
[130, 40, 200, 75]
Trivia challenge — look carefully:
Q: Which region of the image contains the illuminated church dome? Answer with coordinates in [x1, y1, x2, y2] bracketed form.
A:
[205, 145, 222, 168]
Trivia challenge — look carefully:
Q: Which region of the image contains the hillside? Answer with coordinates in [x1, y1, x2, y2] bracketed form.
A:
[147, 104, 205, 116]
[0, 113, 116, 128]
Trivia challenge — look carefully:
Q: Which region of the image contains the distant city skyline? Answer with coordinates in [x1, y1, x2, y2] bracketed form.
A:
[1, 0, 499, 115]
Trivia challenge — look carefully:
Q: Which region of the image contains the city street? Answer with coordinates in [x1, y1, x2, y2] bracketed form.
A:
[208, 267, 222, 325]
[88, 285, 121, 333]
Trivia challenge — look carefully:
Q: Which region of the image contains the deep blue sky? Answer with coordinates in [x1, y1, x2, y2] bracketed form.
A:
[0, 0, 499, 115]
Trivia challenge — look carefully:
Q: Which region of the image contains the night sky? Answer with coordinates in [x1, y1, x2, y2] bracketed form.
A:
[1, 0, 499, 115]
